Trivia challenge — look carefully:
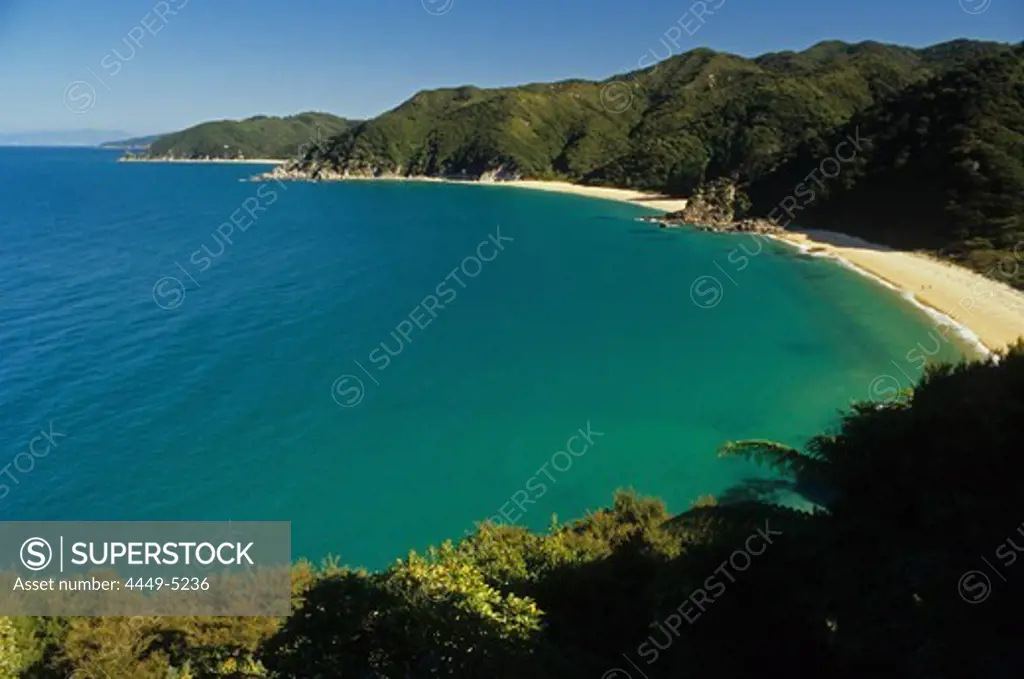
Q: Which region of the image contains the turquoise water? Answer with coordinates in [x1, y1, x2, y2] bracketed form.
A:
[0, 147, 967, 568]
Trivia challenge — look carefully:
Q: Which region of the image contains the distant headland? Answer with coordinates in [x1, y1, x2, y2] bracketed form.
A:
[113, 112, 357, 162]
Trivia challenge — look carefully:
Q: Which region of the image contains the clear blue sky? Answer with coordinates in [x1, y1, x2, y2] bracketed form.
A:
[1, 0, 1020, 133]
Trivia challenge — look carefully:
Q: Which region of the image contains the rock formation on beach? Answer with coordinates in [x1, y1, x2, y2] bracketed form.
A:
[640, 178, 782, 234]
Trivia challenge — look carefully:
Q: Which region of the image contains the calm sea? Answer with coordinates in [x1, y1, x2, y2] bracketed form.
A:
[0, 147, 967, 567]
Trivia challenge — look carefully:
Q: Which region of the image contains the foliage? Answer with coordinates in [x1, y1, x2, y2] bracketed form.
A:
[0, 618, 26, 679]
[302, 40, 1010, 189]
[261, 555, 542, 678]
[291, 39, 1023, 287]
[145, 112, 358, 160]
[747, 46, 1024, 287]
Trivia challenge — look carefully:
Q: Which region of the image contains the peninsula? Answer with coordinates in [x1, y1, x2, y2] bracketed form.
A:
[120, 112, 358, 162]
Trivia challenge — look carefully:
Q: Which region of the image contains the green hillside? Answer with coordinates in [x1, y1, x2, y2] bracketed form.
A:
[299, 40, 1010, 189]
[291, 39, 1022, 287]
[143, 112, 358, 160]
[745, 46, 1024, 288]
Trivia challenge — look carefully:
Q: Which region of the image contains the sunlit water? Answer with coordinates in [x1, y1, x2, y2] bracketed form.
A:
[0, 148, 968, 567]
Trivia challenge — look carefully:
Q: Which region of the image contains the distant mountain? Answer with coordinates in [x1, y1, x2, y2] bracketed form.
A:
[138, 112, 359, 160]
[100, 133, 163, 150]
[0, 129, 136, 147]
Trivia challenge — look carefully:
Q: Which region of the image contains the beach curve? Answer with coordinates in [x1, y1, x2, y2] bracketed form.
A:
[249, 171, 1024, 353]
[489, 180, 1024, 354]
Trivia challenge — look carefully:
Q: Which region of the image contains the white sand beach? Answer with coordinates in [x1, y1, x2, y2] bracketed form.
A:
[767, 230, 1024, 354]
[495, 180, 690, 212]
[307, 175, 692, 211]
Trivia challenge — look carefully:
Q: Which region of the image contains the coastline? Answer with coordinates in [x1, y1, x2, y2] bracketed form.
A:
[444, 178, 1024, 354]
[765, 230, 1024, 355]
[490, 179, 690, 213]
[260, 170, 692, 212]
[255, 170, 1024, 354]
[458, 178, 1024, 355]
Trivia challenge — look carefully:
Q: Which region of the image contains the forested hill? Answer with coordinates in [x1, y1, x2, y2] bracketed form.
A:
[289, 38, 1022, 287]
[141, 112, 358, 160]
[297, 39, 1011, 189]
[745, 46, 1024, 288]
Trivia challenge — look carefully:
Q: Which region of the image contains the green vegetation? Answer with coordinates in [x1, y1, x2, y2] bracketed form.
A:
[0, 617, 25, 679]
[304, 39, 1010, 186]
[142, 112, 358, 160]
[11, 37, 1020, 678]
[5, 345, 1023, 677]
[746, 46, 1024, 288]
[296, 39, 1023, 286]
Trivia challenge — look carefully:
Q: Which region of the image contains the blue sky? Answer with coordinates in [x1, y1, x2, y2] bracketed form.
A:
[1, 0, 1020, 134]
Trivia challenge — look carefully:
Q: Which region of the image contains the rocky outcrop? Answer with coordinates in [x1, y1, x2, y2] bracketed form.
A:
[639, 178, 783, 234]
[255, 163, 315, 181]
[252, 160, 522, 183]
[674, 178, 740, 226]
[478, 165, 522, 182]
[698, 217, 784, 233]
[120, 152, 252, 163]
[640, 215, 783, 234]
[253, 161, 366, 182]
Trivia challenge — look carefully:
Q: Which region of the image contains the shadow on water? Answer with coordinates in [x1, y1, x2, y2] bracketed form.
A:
[719, 477, 833, 509]
[718, 478, 796, 505]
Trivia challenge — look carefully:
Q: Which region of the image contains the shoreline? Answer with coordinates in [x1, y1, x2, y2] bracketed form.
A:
[254, 168, 692, 212]
[251, 171, 1024, 354]
[764, 230, 1024, 356]
[120, 157, 286, 165]
[447, 177, 1023, 355]
[436, 178, 1024, 354]
[487, 179, 690, 213]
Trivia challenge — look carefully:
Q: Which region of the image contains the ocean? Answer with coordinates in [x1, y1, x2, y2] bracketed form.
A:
[0, 147, 968, 568]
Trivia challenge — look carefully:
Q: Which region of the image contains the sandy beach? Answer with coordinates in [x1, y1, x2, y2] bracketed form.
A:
[285, 174, 693, 212]
[766, 230, 1024, 354]
[495, 180, 690, 212]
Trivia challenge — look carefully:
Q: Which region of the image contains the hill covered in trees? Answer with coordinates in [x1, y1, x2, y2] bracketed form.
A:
[294, 40, 1008, 185]
[744, 46, 1024, 288]
[136, 112, 358, 160]
[4, 344, 1023, 677]
[281, 39, 1022, 287]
